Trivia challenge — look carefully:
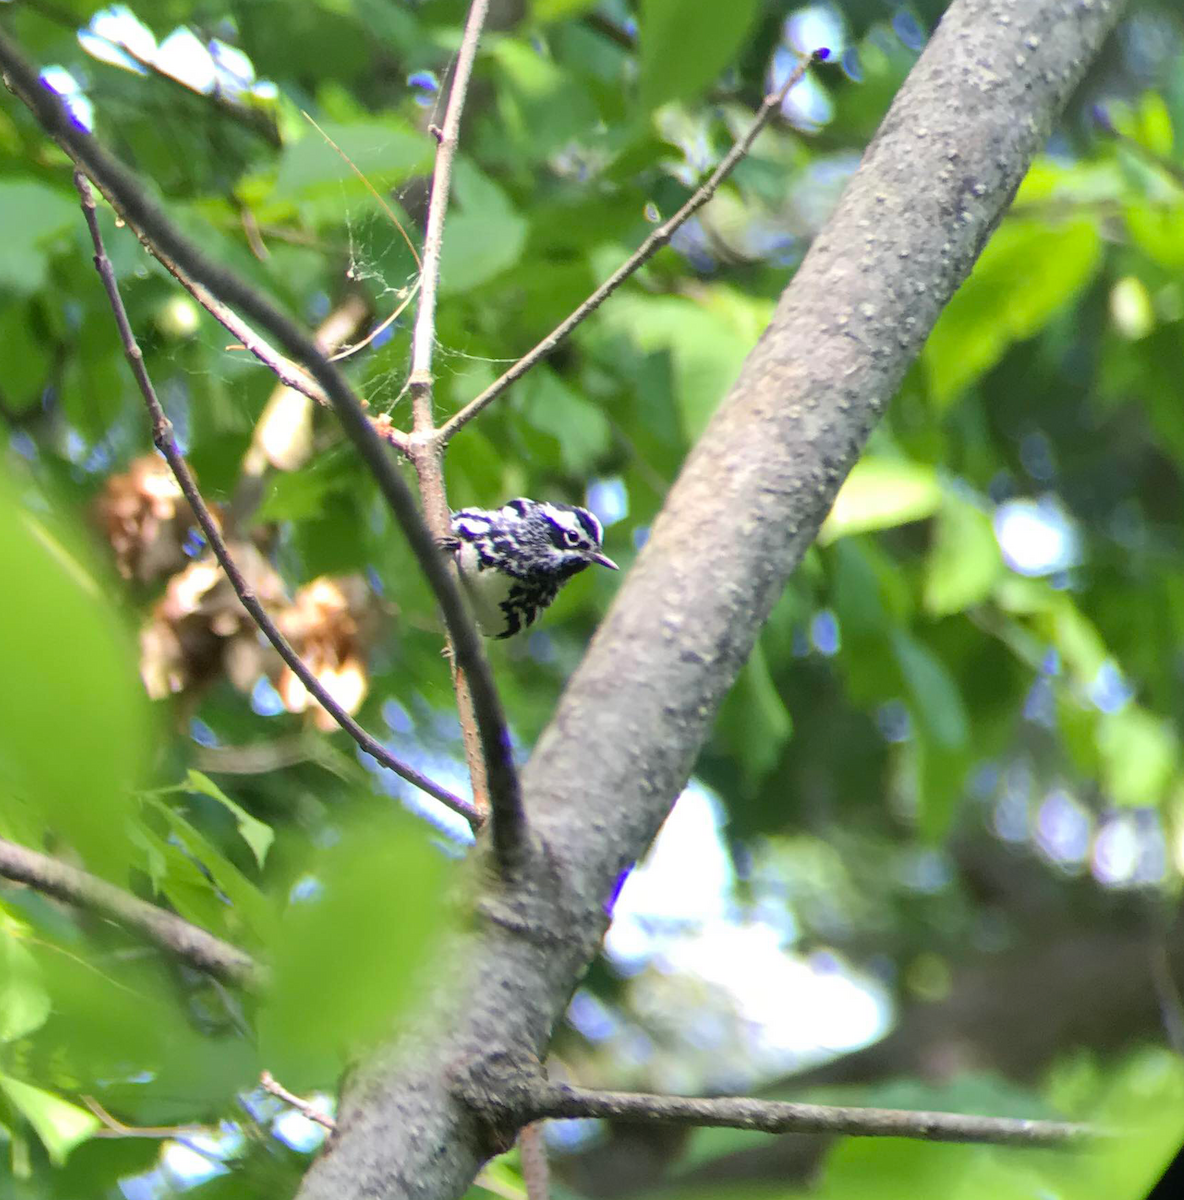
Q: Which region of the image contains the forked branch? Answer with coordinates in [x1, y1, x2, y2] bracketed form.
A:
[72, 169, 479, 830]
[437, 48, 830, 443]
[0, 31, 515, 849]
[400, 0, 529, 871]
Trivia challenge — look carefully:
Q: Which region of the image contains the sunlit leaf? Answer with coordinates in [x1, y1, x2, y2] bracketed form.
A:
[1124, 202, 1184, 270]
[923, 497, 1003, 616]
[140, 796, 275, 939]
[1097, 705, 1178, 808]
[925, 219, 1101, 407]
[0, 1073, 99, 1165]
[819, 459, 941, 544]
[0, 934, 50, 1044]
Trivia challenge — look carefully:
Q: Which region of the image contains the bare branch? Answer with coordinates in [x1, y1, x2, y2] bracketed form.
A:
[518, 1123, 550, 1200]
[408, 0, 491, 409]
[522, 1082, 1091, 1149]
[71, 170, 480, 831]
[396, 0, 530, 871]
[0, 835, 262, 988]
[437, 48, 828, 444]
[0, 33, 513, 842]
[260, 1071, 337, 1131]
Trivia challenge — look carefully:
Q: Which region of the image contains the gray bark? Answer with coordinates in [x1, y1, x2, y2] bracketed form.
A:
[295, 2, 1127, 1198]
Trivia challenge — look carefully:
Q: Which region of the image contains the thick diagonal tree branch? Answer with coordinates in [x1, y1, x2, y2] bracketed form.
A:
[291, 3, 1126, 1198]
[0, 835, 262, 988]
[0, 32, 518, 849]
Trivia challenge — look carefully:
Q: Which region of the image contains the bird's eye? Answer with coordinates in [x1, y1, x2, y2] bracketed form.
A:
[564, 529, 581, 546]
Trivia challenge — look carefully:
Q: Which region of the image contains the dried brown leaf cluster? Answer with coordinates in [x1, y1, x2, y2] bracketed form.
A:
[99, 455, 380, 728]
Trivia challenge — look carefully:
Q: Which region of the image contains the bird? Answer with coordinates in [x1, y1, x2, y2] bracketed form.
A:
[441, 498, 618, 639]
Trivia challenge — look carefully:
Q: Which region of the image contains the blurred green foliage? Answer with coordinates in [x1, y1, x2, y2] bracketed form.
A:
[1, 0, 1184, 1197]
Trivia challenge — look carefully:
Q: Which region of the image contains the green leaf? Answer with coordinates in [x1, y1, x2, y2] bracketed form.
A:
[924, 218, 1101, 407]
[0, 468, 148, 874]
[259, 811, 452, 1089]
[892, 632, 969, 750]
[912, 737, 971, 841]
[1047, 598, 1109, 684]
[1097, 705, 1178, 807]
[438, 162, 528, 293]
[487, 38, 598, 157]
[0, 182, 78, 294]
[0, 305, 52, 410]
[254, 458, 347, 522]
[639, 0, 761, 111]
[0, 935, 51, 1044]
[1132, 91, 1174, 157]
[521, 368, 612, 473]
[591, 292, 757, 442]
[995, 585, 1109, 687]
[1124, 201, 1184, 271]
[184, 770, 275, 869]
[819, 459, 941, 544]
[531, 0, 599, 17]
[716, 644, 793, 789]
[923, 496, 1003, 616]
[0, 1073, 99, 1165]
[140, 796, 274, 940]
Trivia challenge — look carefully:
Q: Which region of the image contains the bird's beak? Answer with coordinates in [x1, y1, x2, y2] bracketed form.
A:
[588, 550, 619, 570]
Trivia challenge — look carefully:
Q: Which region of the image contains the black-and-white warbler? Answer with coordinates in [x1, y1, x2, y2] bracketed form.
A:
[442, 498, 618, 639]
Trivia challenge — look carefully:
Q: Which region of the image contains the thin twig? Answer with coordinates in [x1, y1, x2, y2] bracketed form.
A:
[518, 1123, 550, 1200]
[90, 190, 330, 408]
[82, 1095, 226, 1166]
[2, 33, 514, 851]
[302, 110, 422, 269]
[328, 279, 419, 364]
[71, 169, 480, 831]
[524, 1082, 1092, 1149]
[84, 1096, 205, 1140]
[438, 48, 829, 443]
[0, 835, 263, 988]
[260, 1071, 337, 1131]
[408, 0, 490, 403]
[399, 0, 529, 869]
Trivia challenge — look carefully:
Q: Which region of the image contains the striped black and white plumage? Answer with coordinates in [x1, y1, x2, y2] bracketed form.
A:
[442, 498, 618, 639]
